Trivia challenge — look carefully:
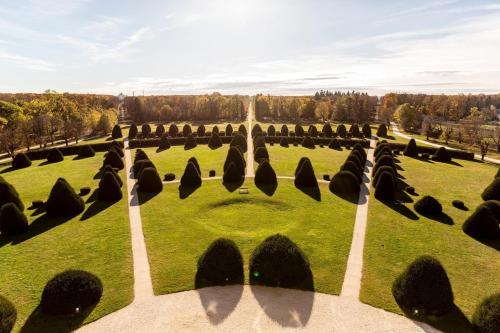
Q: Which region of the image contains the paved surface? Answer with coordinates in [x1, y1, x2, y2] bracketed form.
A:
[246, 99, 255, 177]
[341, 136, 376, 298]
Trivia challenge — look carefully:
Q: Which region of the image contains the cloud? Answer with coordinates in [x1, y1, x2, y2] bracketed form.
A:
[0, 49, 54, 71]
[384, 0, 461, 20]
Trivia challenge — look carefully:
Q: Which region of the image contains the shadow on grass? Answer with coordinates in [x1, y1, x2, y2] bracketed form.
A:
[381, 200, 419, 220]
[405, 305, 474, 333]
[130, 187, 160, 206]
[20, 304, 97, 333]
[28, 205, 46, 217]
[419, 212, 454, 225]
[470, 236, 500, 251]
[255, 182, 277, 196]
[81, 192, 119, 221]
[296, 185, 321, 202]
[179, 184, 201, 199]
[38, 160, 63, 167]
[445, 160, 463, 167]
[0, 166, 16, 174]
[93, 170, 102, 180]
[205, 198, 289, 210]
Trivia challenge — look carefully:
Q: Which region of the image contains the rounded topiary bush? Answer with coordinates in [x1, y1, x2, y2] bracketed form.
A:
[158, 134, 171, 150]
[375, 154, 396, 173]
[251, 124, 263, 138]
[138, 167, 163, 193]
[47, 148, 64, 163]
[0, 177, 24, 211]
[238, 124, 247, 136]
[168, 123, 179, 137]
[482, 178, 500, 201]
[392, 256, 454, 316]
[225, 124, 233, 137]
[414, 195, 442, 216]
[0, 294, 16, 333]
[349, 124, 360, 137]
[432, 147, 451, 163]
[12, 153, 31, 169]
[230, 134, 247, 153]
[308, 125, 318, 137]
[223, 162, 243, 184]
[0, 202, 28, 236]
[111, 124, 122, 139]
[208, 132, 223, 150]
[46, 178, 84, 217]
[340, 161, 362, 183]
[134, 149, 149, 164]
[103, 150, 124, 170]
[301, 136, 315, 149]
[98, 171, 122, 201]
[196, 238, 244, 288]
[337, 124, 347, 138]
[224, 146, 246, 173]
[323, 123, 333, 137]
[403, 139, 418, 157]
[101, 165, 123, 187]
[155, 124, 165, 137]
[184, 134, 197, 150]
[294, 124, 304, 137]
[267, 125, 276, 137]
[196, 124, 206, 137]
[255, 160, 277, 186]
[374, 171, 396, 200]
[373, 166, 396, 188]
[41, 270, 103, 315]
[329, 170, 360, 199]
[294, 158, 318, 188]
[254, 147, 269, 164]
[77, 145, 95, 158]
[462, 204, 500, 240]
[249, 234, 311, 289]
[141, 124, 151, 137]
[362, 123, 372, 138]
[377, 123, 388, 137]
[352, 143, 366, 158]
[280, 124, 289, 137]
[109, 145, 124, 157]
[279, 137, 289, 148]
[472, 293, 500, 333]
[180, 161, 202, 188]
[164, 173, 175, 182]
[328, 138, 341, 150]
[346, 152, 364, 170]
[129, 123, 138, 139]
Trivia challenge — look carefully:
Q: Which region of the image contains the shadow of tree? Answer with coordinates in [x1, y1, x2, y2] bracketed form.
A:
[404, 304, 474, 333]
[419, 212, 454, 225]
[20, 304, 96, 333]
[195, 285, 244, 325]
[81, 194, 119, 221]
[8, 213, 75, 245]
[469, 236, 500, 251]
[382, 201, 419, 220]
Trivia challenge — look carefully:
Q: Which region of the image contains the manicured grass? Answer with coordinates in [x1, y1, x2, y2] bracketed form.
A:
[140, 180, 358, 295]
[0, 154, 133, 332]
[361, 155, 499, 328]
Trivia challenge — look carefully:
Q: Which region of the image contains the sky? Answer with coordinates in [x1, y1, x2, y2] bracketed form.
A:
[0, 0, 499, 96]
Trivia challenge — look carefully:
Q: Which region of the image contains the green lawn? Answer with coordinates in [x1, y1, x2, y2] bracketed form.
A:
[361, 156, 499, 329]
[0, 154, 133, 332]
[140, 180, 358, 295]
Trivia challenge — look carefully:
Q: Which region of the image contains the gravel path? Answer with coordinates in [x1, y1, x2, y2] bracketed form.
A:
[246, 99, 255, 177]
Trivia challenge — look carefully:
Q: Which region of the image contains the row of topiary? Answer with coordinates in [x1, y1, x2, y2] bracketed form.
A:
[251, 123, 372, 139]
[133, 149, 163, 193]
[329, 143, 367, 200]
[128, 123, 247, 140]
[372, 141, 399, 200]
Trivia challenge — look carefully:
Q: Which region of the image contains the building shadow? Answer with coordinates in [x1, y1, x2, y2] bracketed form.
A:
[255, 182, 278, 196]
[405, 304, 473, 333]
[20, 304, 96, 333]
[195, 285, 244, 325]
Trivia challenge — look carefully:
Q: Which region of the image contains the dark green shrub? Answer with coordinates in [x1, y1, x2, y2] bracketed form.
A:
[328, 138, 341, 150]
[213, 125, 220, 135]
[279, 137, 289, 147]
[377, 123, 388, 137]
[352, 143, 366, 160]
[46, 178, 85, 217]
[158, 134, 171, 150]
[101, 165, 122, 187]
[374, 142, 391, 156]
[374, 171, 396, 200]
[375, 155, 396, 172]
[267, 125, 276, 136]
[129, 124, 138, 139]
[182, 124, 192, 137]
[481, 200, 500, 217]
[323, 174, 330, 181]
[392, 256, 454, 316]
[103, 150, 124, 170]
[341, 161, 362, 183]
[238, 124, 247, 136]
[329, 170, 360, 199]
[472, 293, 500, 333]
[295, 124, 304, 137]
[255, 160, 277, 186]
[301, 136, 315, 149]
[252, 124, 263, 138]
[187, 157, 201, 176]
[404, 139, 418, 157]
[323, 123, 333, 137]
[0, 294, 16, 332]
[337, 124, 347, 138]
[180, 161, 202, 188]
[77, 145, 95, 158]
[155, 124, 165, 137]
[209, 170, 216, 177]
[98, 171, 122, 201]
[495, 168, 500, 179]
[373, 166, 396, 188]
[109, 145, 124, 157]
[225, 124, 233, 137]
[349, 124, 360, 137]
[12, 153, 32, 168]
[164, 173, 175, 182]
[79, 187, 91, 196]
[295, 157, 309, 177]
[432, 147, 451, 162]
[482, 178, 500, 201]
[406, 186, 415, 194]
[138, 167, 163, 193]
[140, 124, 150, 137]
[281, 124, 289, 136]
[184, 134, 197, 150]
[223, 162, 244, 184]
[111, 125, 122, 139]
[208, 132, 223, 149]
[253, 136, 266, 151]
[462, 204, 500, 240]
[249, 234, 311, 289]
[168, 124, 179, 137]
[362, 123, 372, 138]
[196, 238, 244, 287]
[230, 134, 247, 153]
[224, 146, 246, 173]
[414, 196, 442, 215]
[47, 148, 64, 163]
[0, 203, 28, 236]
[346, 152, 364, 170]
[308, 125, 318, 137]
[375, 147, 392, 162]
[254, 147, 269, 163]
[196, 124, 206, 137]
[295, 158, 318, 188]
[0, 177, 24, 211]
[421, 153, 430, 159]
[41, 270, 103, 315]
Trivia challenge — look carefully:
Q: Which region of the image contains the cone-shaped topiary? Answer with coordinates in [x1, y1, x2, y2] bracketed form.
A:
[281, 124, 289, 136]
[230, 134, 247, 153]
[46, 178, 85, 217]
[308, 125, 318, 137]
[295, 158, 318, 188]
[168, 123, 179, 137]
[295, 157, 309, 177]
[337, 124, 347, 137]
[279, 137, 289, 148]
[301, 136, 315, 149]
[392, 256, 454, 316]
[374, 142, 391, 156]
[138, 167, 163, 193]
[0, 294, 16, 332]
[251, 124, 263, 138]
[414, 195, 442, 215]
[377, 123, 388, 137]
[141, 123, 151, 137]
[188, 157, 201, 176]
[238, 124, 247, 136]
[77, 145, 95, 158]
[404, 139, 418, 157]
[184, 134, 197, 150]
[432, 147, 451, 162]
[253, 136, 266, 151]
[98, 171, 122, 201]
[158, 134, 171, 150]
[482, 178, 500, 201]
[362, 123, 372, 138]
[225, 124, 233, 137]
[374, 171, 396, 200]
[375, 154, 396, 173]
[109, 145, 124, 157]
[41, 270, 103, 315]
[295, 124, 304, 137]
[47, 148, 64, 163]
[196, 124, 205, 137]
[349, 124, 360, 137]
[196, 238, 244, 288]
[111, 124, 122, 139]
[462, 204, 500, 240]
[373, 165, 396, 188]
[328, 138, 341, 150]
[223, 162, 244, 184]
[249, 234, 311, 289]
[329, 170, 360, 199]
[0, 177, 24, 211]
[101, 165, 123, 187]
[267, 125, 276, 136]
[103, 150, 124, 170]
[481, 200, 500, 217]
[352, 143, 367, 160]
[255, 160, 277, 186]
[208, 132, 223, 150]
[254, 147, 269, 163]
[180, 161, 202, 188]
[134, 149, 149, 164]
[224, 146, 246, 172]
[341, 161, 362, 183]
[0, 202, 28, 236]
[323, 123, 333, 137]
[12, 153, 32, 169]
[346, 153, 364, 171]
[472, 293, 500, 333]
[129, 123, 138, 139]
[155, 124, 165, 137]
